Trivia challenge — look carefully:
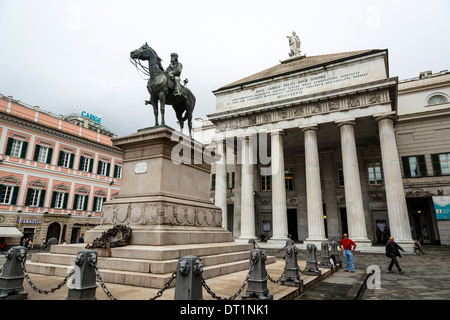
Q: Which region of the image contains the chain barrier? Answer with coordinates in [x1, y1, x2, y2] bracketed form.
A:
[90, 261, 117, 300]
[89, 258, 177, 301]
[266, 250, 291, 283]
[18, 256, 75, 295]
[149, 272, 177, 300]
[202, 257, 256, 300]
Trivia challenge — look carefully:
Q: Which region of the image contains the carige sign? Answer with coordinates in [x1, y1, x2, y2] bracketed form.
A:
[81, 110, 101, 124]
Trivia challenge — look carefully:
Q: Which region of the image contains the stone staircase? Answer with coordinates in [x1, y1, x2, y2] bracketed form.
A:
[26, 242, 276, 289]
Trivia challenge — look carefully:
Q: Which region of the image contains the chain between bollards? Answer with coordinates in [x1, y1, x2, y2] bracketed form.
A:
[18, 255, 75, 295]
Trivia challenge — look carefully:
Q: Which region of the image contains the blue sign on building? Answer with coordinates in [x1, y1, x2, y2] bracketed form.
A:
[81, 110, 101, 124]
[432, 196, 450, 220]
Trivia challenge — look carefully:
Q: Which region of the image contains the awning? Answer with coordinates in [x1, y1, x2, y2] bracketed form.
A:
[0, 226, 24, 237]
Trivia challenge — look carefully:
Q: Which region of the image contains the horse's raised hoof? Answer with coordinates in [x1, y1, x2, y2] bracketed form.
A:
[145, 100, 150, 105]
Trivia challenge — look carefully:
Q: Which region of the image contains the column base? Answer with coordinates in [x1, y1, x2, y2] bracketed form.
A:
[303, 238, 328, 248]
[352, 238, 373, 248]
[235, 236, 258, 243]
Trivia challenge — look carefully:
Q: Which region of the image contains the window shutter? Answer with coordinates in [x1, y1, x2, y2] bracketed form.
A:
[114, 165, 118, 178]
[69, 153, 74, 169]
[73, 194, 79, 210]
[62, 193, 68, 209]
[93, 196, 98, 211]
[431, 154, 442, 176]
[79, 156, 85, 170]
[39, 190, 46, 207]
[25, 188, 33, 206]
[401, 157, 411, 178]
[20, 141, 28, 159]
[50, 191, 57, 208]
[33, 145, 41, 161]
[88, 158, 93, 173]
[5, 138, 14, 156]
[11, 186, 19, 205]
[417, 155, 427, 177]
[46, 148, 53, 164]
[83, 196, 88, 211]
[58, 151, 64, 166]
[106, 163, 110, 177]
[97, 161, 102, 174]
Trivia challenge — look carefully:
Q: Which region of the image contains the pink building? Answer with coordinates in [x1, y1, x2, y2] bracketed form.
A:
[0, 94, 122, 248]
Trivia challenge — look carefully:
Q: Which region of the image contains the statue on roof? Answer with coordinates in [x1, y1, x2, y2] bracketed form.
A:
[287, 31, 301, 57]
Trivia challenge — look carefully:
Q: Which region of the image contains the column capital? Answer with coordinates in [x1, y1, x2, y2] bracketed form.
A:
[335, 118, 356, 128]
[373, 111, 397, 123]
[299, 124, 319, 133]
[269, 129, 286, 136]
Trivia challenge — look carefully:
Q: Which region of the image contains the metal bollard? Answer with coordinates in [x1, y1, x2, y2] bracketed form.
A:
[303, 244, 321, 276]
[281, 240, 303, 287]
[66, 250, 98, 300]
[174, 255, 203, 300]
[330, 241, 342, 267]
[242, 249, 273, 300]
[0, 246, 28, 300]
[319, 242, 332, 269]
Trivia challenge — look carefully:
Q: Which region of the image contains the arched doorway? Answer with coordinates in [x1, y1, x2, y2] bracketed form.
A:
[46, 222, 61, 242]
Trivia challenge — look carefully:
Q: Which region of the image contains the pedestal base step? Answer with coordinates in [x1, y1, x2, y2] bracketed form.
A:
[26, 242, 276, 289]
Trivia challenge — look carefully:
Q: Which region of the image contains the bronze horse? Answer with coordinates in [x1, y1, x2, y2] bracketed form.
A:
[130, 43, 196, 137]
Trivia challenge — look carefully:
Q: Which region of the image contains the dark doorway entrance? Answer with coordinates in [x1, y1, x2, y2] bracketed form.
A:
[340, 207, 348, 237]
[46, 222, 61, 242]
[70, 227, 81, 244]
[407, 197, 438, 245]
[287, 209, 298, 241]
[227, 204, 234, 235]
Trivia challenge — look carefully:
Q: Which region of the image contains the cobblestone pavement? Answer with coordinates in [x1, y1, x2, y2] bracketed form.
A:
[298, 245, 450, 300]
[356, 246, 450, 300]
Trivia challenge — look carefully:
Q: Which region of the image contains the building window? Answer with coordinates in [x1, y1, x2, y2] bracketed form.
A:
[261, 175, 271, 191]
[58, 151, 74, 169]
[402, 155, 427, 178]
[227, 172, 235, 189]
[427, 95, 448, 106]
[93, 196, 104, 212]
[0, 185, 19, 205]
[5, 138, 28, 159]
[211, 173, 216, 190]
[25, 188, 46, 207]
[431, 153, 450, 176]
[285, 171, 294, 190]
[74, 194, 88, 211]
[97, 160, 110, 176]
[51, 191, 67, 209]
[79, 156, 92, 173]
[368, 160, 383, 185]
[114, 164, 123, 179]
[33, 145, 53, 164]
[337, 164, 344, 187]
[37, 146, 48, 163]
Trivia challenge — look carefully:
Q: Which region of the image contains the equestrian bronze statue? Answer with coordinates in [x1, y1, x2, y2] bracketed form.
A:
[130, 43, 196, 137]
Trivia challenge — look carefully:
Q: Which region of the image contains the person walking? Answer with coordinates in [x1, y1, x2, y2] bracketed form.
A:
[339, 234, 356, 272]
[385, 236, 405, 274]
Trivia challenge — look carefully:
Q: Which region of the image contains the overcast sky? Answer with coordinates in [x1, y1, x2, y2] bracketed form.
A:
[0, 0, 449, 137]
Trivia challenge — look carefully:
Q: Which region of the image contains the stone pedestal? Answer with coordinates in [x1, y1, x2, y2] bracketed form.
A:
[86, 126, 231, 245]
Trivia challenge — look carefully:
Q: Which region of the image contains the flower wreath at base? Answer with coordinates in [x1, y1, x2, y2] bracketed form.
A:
[85, 225, 132, 249]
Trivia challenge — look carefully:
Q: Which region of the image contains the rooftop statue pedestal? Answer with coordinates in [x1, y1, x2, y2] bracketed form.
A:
[85, 125, 231, 245]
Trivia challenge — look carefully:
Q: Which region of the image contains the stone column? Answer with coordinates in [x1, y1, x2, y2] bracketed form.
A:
[238, 135, 257, 241]
[336, 120, 371, 247]
[268, 129, 288, 243]
[214, 138, 228, 230]
[375, 113, 413, 247]
[301, 125, 327, 245]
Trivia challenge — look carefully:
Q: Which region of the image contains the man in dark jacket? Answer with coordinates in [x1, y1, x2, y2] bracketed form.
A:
[385, 237, 405, 274]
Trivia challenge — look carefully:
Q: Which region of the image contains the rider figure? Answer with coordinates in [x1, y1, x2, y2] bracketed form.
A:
[166, 53, 183, 96]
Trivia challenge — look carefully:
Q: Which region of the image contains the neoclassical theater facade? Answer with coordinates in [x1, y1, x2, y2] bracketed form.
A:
[195, 48, 450, 248]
